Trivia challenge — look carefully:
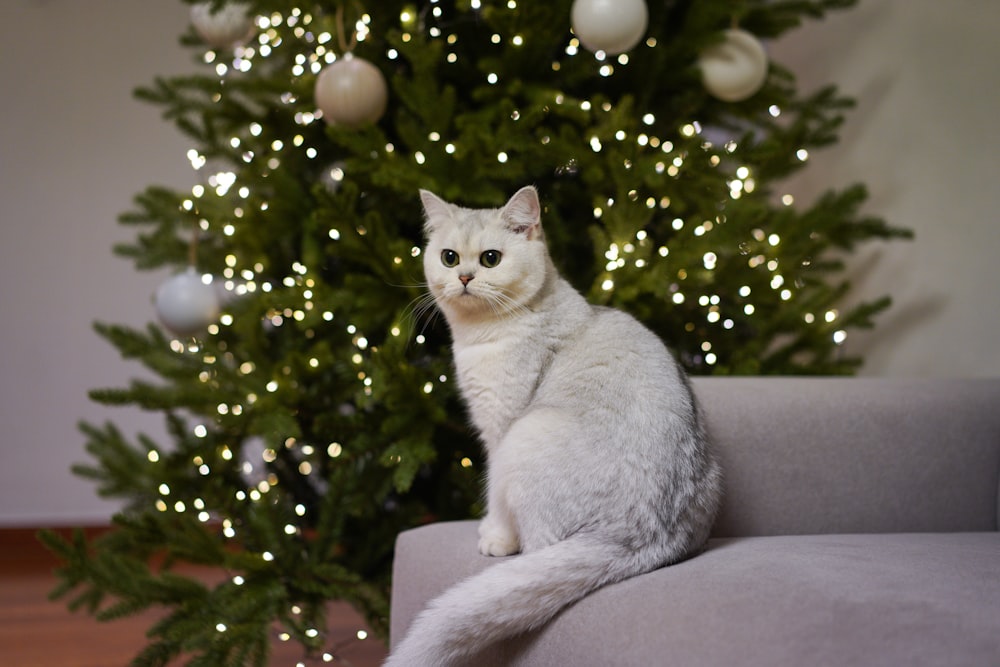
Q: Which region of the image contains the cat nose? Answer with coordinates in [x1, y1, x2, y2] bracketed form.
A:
[459, 274, 474, 286]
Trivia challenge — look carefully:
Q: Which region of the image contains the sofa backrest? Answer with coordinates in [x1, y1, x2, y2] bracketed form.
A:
[692, 377, 1000, 537]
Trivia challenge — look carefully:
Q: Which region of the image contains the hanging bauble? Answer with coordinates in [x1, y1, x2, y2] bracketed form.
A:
[315, 54, 389, 128]
[154, 267, 221, 335]
[698, 28, 769, 102]
[190, 2, 254, 49]
[571, 0, 649, 55]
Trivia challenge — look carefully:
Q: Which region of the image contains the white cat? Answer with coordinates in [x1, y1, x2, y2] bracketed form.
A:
[385, 186, 723, 666]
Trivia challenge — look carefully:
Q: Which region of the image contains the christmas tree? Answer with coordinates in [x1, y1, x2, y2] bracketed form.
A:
[43, 0, 909, 664]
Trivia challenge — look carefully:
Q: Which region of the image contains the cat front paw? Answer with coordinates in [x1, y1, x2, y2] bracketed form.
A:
[477, 520, 520, 557]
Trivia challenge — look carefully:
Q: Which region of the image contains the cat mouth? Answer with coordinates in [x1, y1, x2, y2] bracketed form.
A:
[446, 286, 485, 307]
[450, 282, 476, 296]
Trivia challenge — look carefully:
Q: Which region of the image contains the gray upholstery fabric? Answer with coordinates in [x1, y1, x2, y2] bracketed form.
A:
[389, 378, 1000, 665]
[393, 525, 1000, 666]
[694, 377, 1000, 536]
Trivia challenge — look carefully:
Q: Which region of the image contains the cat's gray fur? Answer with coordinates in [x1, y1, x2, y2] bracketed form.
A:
[385, 186, 723, 666]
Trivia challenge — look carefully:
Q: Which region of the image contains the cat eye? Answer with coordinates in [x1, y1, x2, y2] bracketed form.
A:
[480, 250, 502, 268]
[441, 249, 460, 267]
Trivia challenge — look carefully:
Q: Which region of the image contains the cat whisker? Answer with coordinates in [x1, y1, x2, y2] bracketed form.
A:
[472, 285, 508, 319]
[483, 287, 531, 320]
[400, 288, 444, 344]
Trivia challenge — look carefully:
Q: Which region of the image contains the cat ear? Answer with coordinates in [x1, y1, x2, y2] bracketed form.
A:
[501, 185, 542, 238]
[420, 189, 453, 234]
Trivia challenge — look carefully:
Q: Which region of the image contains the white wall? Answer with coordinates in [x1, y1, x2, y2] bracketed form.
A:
[0, 1, 192, 525]
[1, 1, 998, 526]
[769, 1, 1000, 375]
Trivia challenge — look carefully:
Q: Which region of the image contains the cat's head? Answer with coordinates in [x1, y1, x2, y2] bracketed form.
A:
[420, 186, 550, 319]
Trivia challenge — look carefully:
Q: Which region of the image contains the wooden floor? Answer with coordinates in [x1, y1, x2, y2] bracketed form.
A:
[0, 528, 388, 667]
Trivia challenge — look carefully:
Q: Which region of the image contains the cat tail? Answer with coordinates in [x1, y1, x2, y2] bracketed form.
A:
[384, 531, 648, 667]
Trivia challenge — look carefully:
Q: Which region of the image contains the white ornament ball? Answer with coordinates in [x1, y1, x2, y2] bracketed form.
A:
[698, 28, 769, 102]
[190, 2, 254, 49]
[155, 268, 221, 335]
[571, 0, 649, 55]
[315, 54, 389, 128]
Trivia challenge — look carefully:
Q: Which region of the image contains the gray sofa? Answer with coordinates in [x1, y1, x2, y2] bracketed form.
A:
[389, 377, 1000, 666]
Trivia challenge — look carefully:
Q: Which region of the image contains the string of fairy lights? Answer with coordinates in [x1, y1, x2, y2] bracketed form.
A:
[185, 7, 838, 335]
[149, 1, 848, 659]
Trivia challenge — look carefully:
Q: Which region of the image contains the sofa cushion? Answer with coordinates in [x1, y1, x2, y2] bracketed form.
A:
[692, 378, 1000, 536]
[390, 521, 1000, 666]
